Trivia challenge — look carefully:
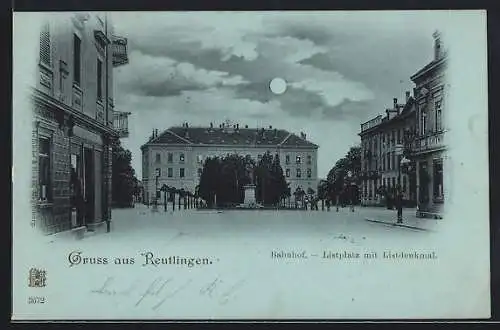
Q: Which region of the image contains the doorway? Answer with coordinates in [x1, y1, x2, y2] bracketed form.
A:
[84, 147, 95, 224]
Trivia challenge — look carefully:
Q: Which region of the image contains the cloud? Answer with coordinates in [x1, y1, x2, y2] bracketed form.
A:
[116, 51, 249, 97]
[109, 11, 449, 179]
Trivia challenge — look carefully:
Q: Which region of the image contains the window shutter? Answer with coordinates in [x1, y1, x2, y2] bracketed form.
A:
[39, 23, 51, 65]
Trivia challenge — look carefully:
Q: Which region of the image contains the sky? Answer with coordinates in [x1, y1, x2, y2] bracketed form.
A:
[110, 11, 446, 179]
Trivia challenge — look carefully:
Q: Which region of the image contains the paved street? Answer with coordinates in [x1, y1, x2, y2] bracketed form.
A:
[47, 204, 443, 249]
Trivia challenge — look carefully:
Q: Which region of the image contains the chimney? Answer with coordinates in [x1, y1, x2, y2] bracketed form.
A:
[210, 122, 213, 128]
[274, 128, 277, 137]
[245, 125, 248, 129]
[269, 125, 272, 129]
[236, 123, 239, 129]
[433, 30, 443, 60]
[405, 91, 410, 102]
[393, 98, 397, 108]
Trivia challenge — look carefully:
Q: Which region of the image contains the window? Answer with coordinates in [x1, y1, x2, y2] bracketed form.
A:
[39, 23, 51, 65]
[167, 153, 173, 163]
[307, 155, 312, 165]
[97, 59, 103, 101]
[387, 153, 391, 170]
[179, 153, 185, 163]
[396, 129, 400, 144]
[392, 152, 396, 171]
[180, 168, 185, 178]
[392, 177, 396, 188]
[38, 138, 51, 202]
[197, 154, 203, 164]
[435, 100, 442, 131]
[296, 155, 301, 164]
[286, 169, 290, 178]
[391, 131, 395, 145]
[433, 159, 444, 199]
[296, 168, 301, 178]
[307, 168, 312, 178]
[168, 168, 173, 178]
[73, 34, 81, 85]
[285, 155, 290, 164]
[198, 168, 202, 178]
[421, 111, 427, 135]
[155, 153, 161, 163]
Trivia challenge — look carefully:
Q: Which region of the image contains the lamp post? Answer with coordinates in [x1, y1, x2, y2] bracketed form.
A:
[397, 154, 411, 223]
[152, 168, 160, 212]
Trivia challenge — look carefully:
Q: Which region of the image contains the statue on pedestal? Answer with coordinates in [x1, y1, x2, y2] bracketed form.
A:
[245, 163, 255, 185]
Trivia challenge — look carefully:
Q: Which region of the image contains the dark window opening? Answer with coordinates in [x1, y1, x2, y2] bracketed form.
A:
[73, 34, 81, 85]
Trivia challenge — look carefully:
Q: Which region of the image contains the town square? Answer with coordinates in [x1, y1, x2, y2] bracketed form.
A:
[31, 12, 447, 240]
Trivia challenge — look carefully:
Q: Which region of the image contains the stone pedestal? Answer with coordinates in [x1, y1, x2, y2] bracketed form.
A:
[243, 184, 256, 205]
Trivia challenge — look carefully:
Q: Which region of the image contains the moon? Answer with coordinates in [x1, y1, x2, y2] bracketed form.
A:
[269, 77, 287, 95]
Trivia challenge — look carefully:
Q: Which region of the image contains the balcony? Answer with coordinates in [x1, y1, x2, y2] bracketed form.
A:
[113, 110, 131, 138]
[361, 115, 382, 133]
[413, 131, 446, 154]
[111, 35, 129, 67]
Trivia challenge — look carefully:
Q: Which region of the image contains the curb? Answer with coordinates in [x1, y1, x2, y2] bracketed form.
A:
[364, 218, 430, 232]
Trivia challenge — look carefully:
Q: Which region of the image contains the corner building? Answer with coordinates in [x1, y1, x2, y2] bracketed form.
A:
[410, 31, 448, 217]
[32, 13, 129, 234]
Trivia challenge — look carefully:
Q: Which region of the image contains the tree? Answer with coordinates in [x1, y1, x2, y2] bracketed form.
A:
[326, 145, 361, 204]
[270, 153, 289, 206]
[111, 139, 139, 207]
[198, 156, 221, 208]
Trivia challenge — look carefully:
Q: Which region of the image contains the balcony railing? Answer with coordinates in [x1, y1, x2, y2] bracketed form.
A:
[113, 110, 131, 138]
[413, 131, 445, 153]
[361, 115, 382, 132]
[112, 35, 129, 67]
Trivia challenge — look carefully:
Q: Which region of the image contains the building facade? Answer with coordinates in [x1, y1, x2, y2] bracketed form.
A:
[359, 94, 417, 206]
[32, 13, 129, 235]
[141, 123, 319, 204]
[410, 31, 448, 217]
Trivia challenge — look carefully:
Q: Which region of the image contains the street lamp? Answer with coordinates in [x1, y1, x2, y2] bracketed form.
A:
[397, 155, 411, 223]
[152, 168, 160, 212]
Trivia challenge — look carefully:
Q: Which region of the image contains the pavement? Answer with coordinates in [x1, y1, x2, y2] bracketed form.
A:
[358, 206, 442, 232]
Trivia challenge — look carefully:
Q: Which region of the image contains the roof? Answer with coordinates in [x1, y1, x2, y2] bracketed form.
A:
[142, 126, 319, 149]
[359, 97, 416, 137]
[410, 57, 447, 82]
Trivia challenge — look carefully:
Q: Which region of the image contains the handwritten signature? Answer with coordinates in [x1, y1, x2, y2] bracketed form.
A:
[90, 275, 246, 310]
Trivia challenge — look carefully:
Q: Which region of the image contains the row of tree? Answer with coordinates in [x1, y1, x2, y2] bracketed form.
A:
[198, 152, 290, 208]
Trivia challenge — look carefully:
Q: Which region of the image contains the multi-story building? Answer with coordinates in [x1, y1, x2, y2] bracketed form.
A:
[410, 31, 448, 217]
[359, 94, 417, 206]
[32, 13, 129, 235]
[141, 122, 319, 204]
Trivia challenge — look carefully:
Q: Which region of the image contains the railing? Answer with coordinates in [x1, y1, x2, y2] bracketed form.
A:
[413, 131, 445, 153]
[113, 110, 131, 138]
[360, 115, 382, 132]
[112, 35, 129, 67]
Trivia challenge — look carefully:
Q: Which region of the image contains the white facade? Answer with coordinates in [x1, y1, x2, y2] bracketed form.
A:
[142, 142, 318, 203]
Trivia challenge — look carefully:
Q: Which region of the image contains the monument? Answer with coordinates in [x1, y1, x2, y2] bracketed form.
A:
[238, 163, 261, 208]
